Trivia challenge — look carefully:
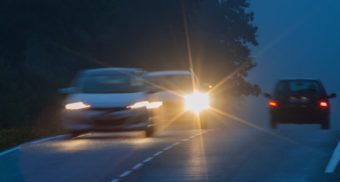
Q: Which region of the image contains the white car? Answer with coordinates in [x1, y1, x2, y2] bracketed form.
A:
[60, 68, 161, 137]
[146, 70, 210, 129]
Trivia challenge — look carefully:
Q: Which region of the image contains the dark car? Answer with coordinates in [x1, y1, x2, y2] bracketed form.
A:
[264, 79, 336, 129]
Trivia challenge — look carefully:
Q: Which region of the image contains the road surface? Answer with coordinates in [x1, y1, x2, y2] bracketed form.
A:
[1, 109, 340, 182]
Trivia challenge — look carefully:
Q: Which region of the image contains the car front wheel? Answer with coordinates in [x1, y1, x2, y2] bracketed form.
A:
[145, 125, 155, 137]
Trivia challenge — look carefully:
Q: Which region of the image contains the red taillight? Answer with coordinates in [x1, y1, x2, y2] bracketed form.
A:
[268, 101, 279, 107]
[319, 101, 328, 108]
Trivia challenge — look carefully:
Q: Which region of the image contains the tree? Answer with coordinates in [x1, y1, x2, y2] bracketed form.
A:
[96, 0, 260, 96]
[183, 0, 260, 96]
[0, 0, 116, 127]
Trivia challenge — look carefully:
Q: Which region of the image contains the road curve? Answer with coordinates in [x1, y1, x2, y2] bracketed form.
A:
[1, 115, 340, 182]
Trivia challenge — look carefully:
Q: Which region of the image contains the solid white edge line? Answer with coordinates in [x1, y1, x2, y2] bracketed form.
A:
[325, 140, 340, 173]
[0, 146, 21, 157]
[29, 135, 67, 144]
[0, 134, 67, 157]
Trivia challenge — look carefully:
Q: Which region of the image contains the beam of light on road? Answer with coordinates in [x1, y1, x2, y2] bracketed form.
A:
[185, 116, 209, 181]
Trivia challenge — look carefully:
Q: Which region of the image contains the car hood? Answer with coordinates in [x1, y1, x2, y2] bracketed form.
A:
[65, 92, 147, 108]
[149, 91, 186, 102]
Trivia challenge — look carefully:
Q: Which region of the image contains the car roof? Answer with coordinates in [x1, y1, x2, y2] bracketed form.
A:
[146, 70, 192, 77]
[81, 67, 144, 75]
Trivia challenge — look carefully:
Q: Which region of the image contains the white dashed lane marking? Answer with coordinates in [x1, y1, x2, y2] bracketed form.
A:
[119, 170, 132, 178]
[111, 131, 207, 182]
[143, 157, 154, 163]
[162, 145, 173, 151]
[132, 163, 143, 170]
[153, 151, 163, 157]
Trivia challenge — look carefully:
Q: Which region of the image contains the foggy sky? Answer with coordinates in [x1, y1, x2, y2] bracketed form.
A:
[250, 0, 340, 93]
[243, 0, 340, 126]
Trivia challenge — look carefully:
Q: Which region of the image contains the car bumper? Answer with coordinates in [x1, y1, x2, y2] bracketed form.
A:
[62, 108, 150, 132]
[270, 107, 329, 123]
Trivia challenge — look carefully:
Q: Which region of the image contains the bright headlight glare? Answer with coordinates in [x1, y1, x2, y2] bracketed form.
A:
[65, 102, 91, 110]
[184, 92, 210, 113]
[127, 101, 149, 109]
[147, 101, 163, 109]
[128, 101, 163, 109]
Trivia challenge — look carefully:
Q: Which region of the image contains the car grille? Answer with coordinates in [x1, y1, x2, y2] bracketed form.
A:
[94, 118, 126, 125]
[89, 107, 128, 112]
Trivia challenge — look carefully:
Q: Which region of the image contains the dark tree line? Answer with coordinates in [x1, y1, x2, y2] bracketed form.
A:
[0, 0, 259, 128]
[0, 0, 116, 127]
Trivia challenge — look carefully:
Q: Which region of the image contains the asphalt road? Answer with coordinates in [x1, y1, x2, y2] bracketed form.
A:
[1, 109, 340, 182]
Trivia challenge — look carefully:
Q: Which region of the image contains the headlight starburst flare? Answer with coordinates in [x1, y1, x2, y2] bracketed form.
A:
[184, 91, 210, 113]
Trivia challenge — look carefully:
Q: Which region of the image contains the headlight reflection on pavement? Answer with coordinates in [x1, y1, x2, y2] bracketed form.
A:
[46, 133, 155, 153]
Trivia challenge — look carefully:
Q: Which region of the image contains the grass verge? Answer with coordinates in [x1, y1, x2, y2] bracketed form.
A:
[0, 120, 65, 151]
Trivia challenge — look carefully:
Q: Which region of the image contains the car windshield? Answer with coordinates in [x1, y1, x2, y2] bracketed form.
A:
[76, 73, 144, 93]
[147, 75, 193, 93]
[275, 80, 325, 97]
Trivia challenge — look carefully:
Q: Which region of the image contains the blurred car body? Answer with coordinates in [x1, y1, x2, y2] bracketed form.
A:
[265, 79, 336, 129]
[60, 68, 157, 137]
[146, 70, 210, 129]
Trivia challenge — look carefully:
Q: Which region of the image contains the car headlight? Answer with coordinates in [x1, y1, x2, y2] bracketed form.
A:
[127, 101, 149, 109]
[184, 91, 210, 113]
[65, 102, 91, 110]
[146, 101, 163, 109]
[127, 101, 163, 109]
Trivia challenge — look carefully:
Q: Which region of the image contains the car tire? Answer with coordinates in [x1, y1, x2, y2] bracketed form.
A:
[321, 119, 330, 130]
[145, 126, 155, 137]
[270, 120, 278, 129]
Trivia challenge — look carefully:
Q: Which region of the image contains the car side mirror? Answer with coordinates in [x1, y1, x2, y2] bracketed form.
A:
[58, 87, 76, 95]
[263, 93, 272, 99]
[328, 93, 337, 99]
